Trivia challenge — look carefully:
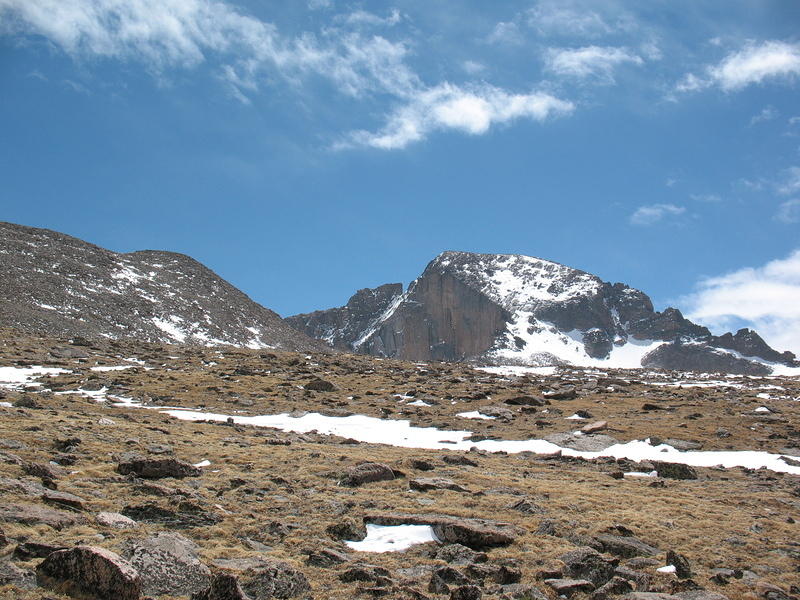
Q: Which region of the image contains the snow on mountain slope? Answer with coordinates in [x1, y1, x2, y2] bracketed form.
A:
[289, 251, 797, 374]
[438, 252, 602, 308]
[0, 221, 324, 351]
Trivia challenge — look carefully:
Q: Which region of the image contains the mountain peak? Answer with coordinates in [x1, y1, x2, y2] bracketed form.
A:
[289, 250, 796, 374]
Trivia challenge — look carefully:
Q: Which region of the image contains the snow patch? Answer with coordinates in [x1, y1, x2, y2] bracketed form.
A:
[346, 524, 438, 553]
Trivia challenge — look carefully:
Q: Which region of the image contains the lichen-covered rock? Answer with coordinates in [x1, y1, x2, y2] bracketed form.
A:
[365, 512, 522, 550]
[340, 462, 395, 486]
[122, 531, 211, 596]
[0, 503, 82, 530]
[192, 574, 250, 600]
[117, 455, 201, 479]
[559, 547, 616, 587]
[36, 545, 141, 600]
[239, 559, 311, 599]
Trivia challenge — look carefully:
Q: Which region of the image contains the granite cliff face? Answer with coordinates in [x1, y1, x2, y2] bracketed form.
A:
[288, 251, 797, 375]
[0, 221, 324, 351]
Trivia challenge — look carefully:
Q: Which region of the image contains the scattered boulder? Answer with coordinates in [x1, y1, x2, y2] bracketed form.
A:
[364, 513, 521, 550]
[450, 584, 482, 600]
[14, 541, 67, 559]
[117, 455, 201, 479]
[36, 545, 141, 600]
[581, 421, 608, 434]
[503, 396, 547, 406]
[97, 511, 138, 529]
[545, 578, 594, 596]
[0, 561, 36, 589]
[410, 477, 470, 493]
[666, 550, 692, 579]
[340, 462, 395, 486]
[326, 517, 366, 541]
[13, 395, 40, 409]
[122, 531, 212, 597]
[0, 526, 6, 548]
[0, 503, 81, 530]
[560, 547, 617, 587]
[499, 583, 548, 599]
[23, 460, 66, 479]
[434, 544, 488, 566]
[545, 433, 619, 452]
[339, 563, 391, 583]
[304, 378, 336, 392]
[594, 535, 659, 558]
[305, 548, 350, 568]
[121, 501, 221, 528]
[592, 576, 634, 598]
[192, 573, 250, 600]
[221, 557, 311, 599]
[651, 462, 698, 480]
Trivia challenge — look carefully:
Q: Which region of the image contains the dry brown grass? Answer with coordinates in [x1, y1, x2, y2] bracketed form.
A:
[0, 328, 798, 599]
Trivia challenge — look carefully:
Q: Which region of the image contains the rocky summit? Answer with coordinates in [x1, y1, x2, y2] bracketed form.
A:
[288, 251, 797, 375]
[0, 222, 323, 352]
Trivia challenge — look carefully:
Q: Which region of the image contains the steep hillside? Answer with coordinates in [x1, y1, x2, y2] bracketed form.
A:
[0, 221, 324, 352]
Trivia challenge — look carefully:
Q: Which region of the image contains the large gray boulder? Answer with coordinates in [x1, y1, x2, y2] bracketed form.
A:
[122, 531, 211, 596]
[36, 545, 141, 600]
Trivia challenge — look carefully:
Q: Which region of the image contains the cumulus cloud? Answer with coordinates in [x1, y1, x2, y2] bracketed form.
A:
[0, 0, 575, 149]
[629, 203, 685, 226]
[776, 199, 800, 224]
[682, 249, 800, 355]
[344, 84, 574, 150]
[544, 46, 643, 82]
[677, 40, 800, 93]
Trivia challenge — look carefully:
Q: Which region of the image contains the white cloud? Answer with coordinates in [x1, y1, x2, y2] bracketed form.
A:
[750, 105, 778, 126]
[0, 0, 576, 150]
[338, 9, 401, 28]
[525, 2, 615, 37]
[776, 166, 800, 196]
[344, 84, 574, 150]
[544, 46, 643, 82]
[776, 199, 800, 224]
[462, 60, 486, 75]
[307, 0, 331, 9]
[487, 21, 523, 46]
[682, 249, 800, 356]
[689, 193, 722, 203]
[629, 203, 685, 226]
[677, 40, 800, 93]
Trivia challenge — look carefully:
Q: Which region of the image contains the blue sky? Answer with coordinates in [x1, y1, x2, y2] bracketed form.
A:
[1, 0, 799, 353]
